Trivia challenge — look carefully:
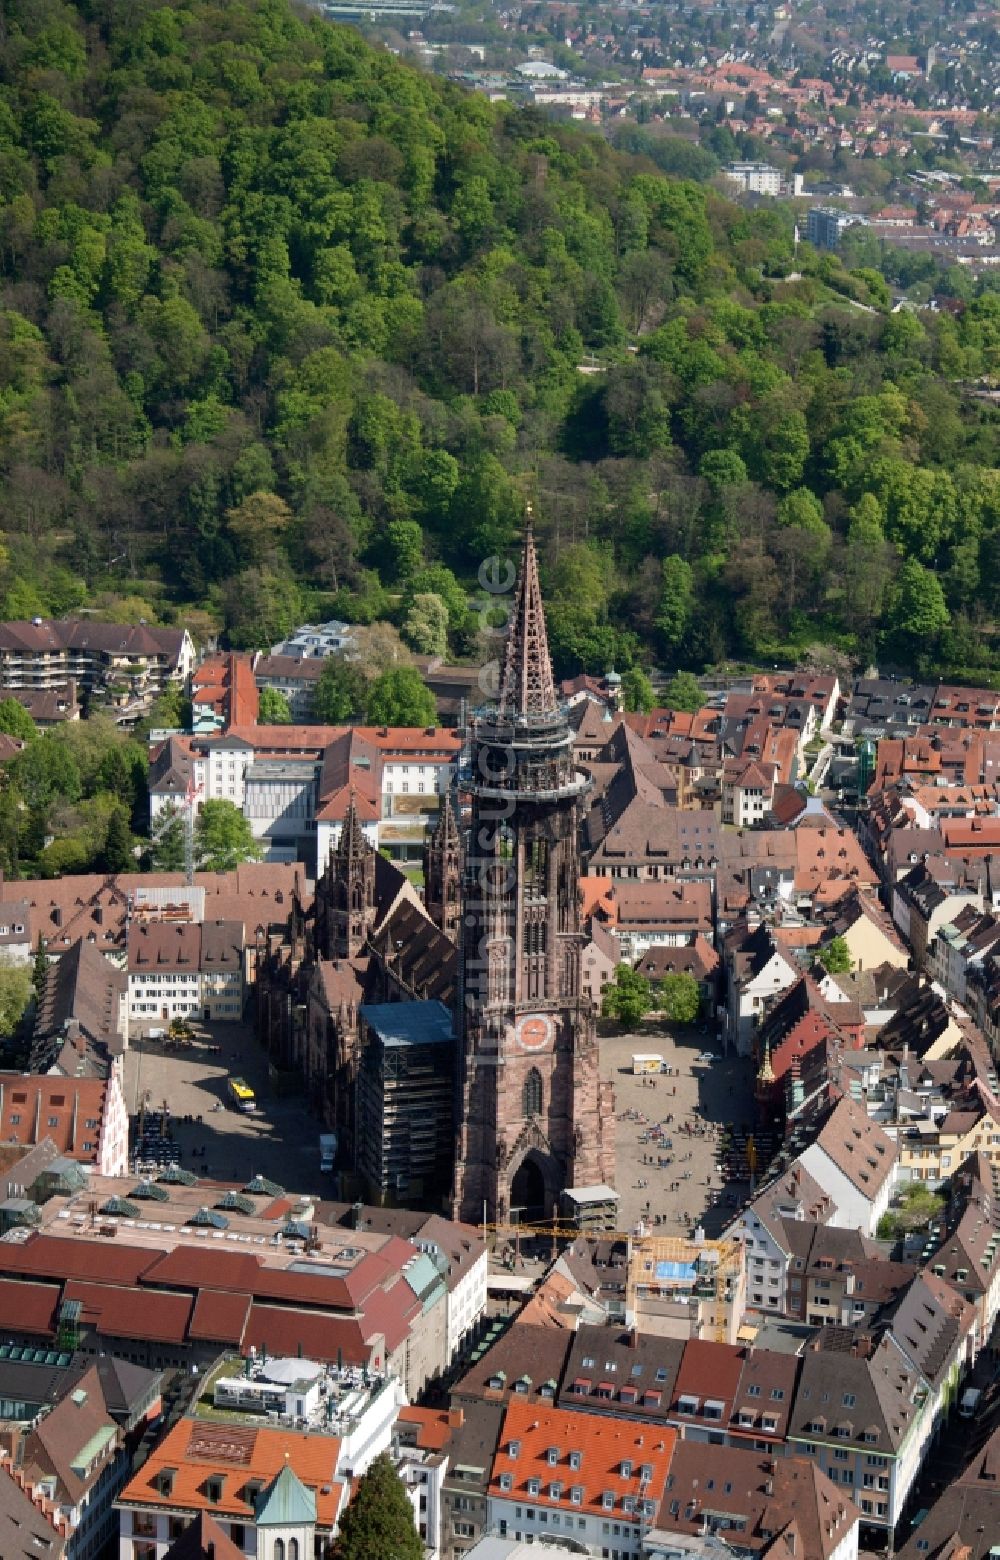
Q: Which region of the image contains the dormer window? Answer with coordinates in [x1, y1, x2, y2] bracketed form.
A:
[550, 1481, 562, 1500]
[526, 1478, 540, 1497]
[602, 1490, 615, 1510]
[508, 1440, 521, 1459]
[621, 1460, 632, 1479]
[499, 1472, 512, 1492]
[570, 1485, 583, 1505]
[569, 1450, 582, 1471]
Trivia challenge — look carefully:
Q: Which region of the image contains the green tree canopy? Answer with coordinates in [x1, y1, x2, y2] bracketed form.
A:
[257, 687, 292, 723]
[0, 700, 37, 744]
[655, 971, 701, 1024]
[815, 935, 853, 975]
[332, 1452, 423, 1560]
[194, 799, 263, 872]
[662, 672, 704, 714]
[366, 666, 437, 727]
[602, 964, 652, 1026]
[621, 666, 655, 714]
[151, 803, 187, 874]
[312, 659, 369, 724]
[0, 960, 31, 1040]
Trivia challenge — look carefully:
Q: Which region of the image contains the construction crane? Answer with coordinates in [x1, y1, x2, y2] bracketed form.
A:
[481, 1219, 638, 1266]
[182, 772, 204, 885]
[626, 1231, 745, 1345]
[482, 1221, 744, 1345]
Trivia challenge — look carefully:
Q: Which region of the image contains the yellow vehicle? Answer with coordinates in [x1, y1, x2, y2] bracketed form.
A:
[632, 1053, 665, 1076]
[227, 1077, 256, 1113]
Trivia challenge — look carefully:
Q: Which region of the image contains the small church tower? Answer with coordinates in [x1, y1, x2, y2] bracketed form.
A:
[423, 790, 462, 944]
[253, 1460, 317, 1560]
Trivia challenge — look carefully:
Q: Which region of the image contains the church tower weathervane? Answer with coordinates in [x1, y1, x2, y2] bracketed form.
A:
[451, 509, 615, 1226]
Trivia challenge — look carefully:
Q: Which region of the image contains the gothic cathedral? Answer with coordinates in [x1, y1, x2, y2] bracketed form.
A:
[452, 522, 615, 1225]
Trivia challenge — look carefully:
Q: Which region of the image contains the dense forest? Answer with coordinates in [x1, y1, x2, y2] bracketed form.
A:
[0, 0, 999, 686]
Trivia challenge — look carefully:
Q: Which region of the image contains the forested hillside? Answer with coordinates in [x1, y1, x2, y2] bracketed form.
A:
[1, 0, 999, 682]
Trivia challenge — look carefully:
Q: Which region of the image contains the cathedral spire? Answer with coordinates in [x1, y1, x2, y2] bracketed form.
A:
[497, 507, 559, 722]
[337, 789, 367, 863]
[437, 788, 459, 846]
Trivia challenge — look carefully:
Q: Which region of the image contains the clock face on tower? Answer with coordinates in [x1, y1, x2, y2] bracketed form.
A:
[516, 1013, 554, 1052]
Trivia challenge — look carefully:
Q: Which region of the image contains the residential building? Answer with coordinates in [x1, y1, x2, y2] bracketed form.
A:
[30, 938, 128, 1076]
[595, 879, 714, 963]
[721, 758, 776, 828]
[0, 1074, 128, 1175]
[251, 654, 326, 720]
[635, 936, 720, 1012]
[486, 1399, 675, 1556]
[0, 1459, 67, 1559]
[787, 1330, 931, 1531]
[929, 903, 1000, 1005]
[724, 923, 800, 1055]
[729, 1163, 836, 1317]
[0, 620, 194, 712]
[647, 1444, 859, 1560]
[924, 1152, 1000, 1348]
[117, 1420, 347, 1560]
[394, 1406, 452, 1558]
[796, 1097, 897, 1235]
[819, 888, 909, 973]
[440, 1401, 505, 1558]
[127, 921, 244, 1026]
[895, 1421, 1000, 1560]
[807, 206, 865, 248]
[580, 918, 619, 1007]
[190, 653, 258, 733]
[270, 620, 355, 659]
[16, 1362, 126, 1560]
[6, 684, 80, 726]
[409, 1213, 488, 1362]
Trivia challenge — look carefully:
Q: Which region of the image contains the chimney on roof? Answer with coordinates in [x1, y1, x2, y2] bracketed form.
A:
[448, 1407, 464, 1429]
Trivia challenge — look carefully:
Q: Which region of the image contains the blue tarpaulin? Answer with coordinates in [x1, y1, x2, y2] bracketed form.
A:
[655, 1261, 697, 1281]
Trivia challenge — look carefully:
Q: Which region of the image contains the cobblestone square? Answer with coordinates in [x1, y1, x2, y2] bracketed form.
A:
[599, 1021, 756, 1236]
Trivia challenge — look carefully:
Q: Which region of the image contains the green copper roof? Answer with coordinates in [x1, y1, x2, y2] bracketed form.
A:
[254, 1463, 317, 1528]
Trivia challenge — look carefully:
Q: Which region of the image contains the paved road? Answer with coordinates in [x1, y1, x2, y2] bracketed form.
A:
[123, 1021, 329, 1195]
[122, 1016, 759, 1230]
[599, 1021, 756, 1236]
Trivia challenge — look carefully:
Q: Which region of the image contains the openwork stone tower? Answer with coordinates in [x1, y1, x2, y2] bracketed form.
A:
[452, 519, 615, 1225]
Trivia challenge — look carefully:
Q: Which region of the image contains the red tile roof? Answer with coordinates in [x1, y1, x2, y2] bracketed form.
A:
[0, 1235, 163, 1287]
[242, 1305, 373, 1368]
[0, 1278, 61, 1335]
[119, 1418, 345, 1531]
[0, 1076, 111, 1164]
[489, 1400, 675, 1517]
[188, 1288, 252, 1346]
[671, 1339, 745, 1413]
[63, 1280, 193, 1344]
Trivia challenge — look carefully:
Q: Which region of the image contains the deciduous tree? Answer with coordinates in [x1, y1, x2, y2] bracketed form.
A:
[366, 666, 437, 727]
[194, 799, 263, 872]
[602, 965, 652, 1027]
